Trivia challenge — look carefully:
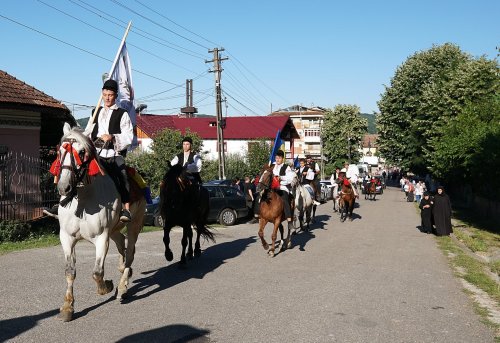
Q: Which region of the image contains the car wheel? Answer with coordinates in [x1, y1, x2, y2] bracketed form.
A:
[219, 208, 237, 226]
[154, 215, 164, 227]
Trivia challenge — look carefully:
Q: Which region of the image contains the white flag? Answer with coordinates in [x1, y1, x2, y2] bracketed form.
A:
[111, 43, 137, 147]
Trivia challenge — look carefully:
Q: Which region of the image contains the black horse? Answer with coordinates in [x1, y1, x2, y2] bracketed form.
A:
[160, 163, 215, 266]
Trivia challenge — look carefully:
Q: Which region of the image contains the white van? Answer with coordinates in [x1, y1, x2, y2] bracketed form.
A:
[357, 164, 369, 180]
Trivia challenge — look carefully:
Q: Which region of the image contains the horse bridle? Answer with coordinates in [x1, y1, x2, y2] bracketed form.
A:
[50, 138, 99, 206]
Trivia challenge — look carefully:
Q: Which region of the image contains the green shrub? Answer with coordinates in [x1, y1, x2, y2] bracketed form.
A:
[0, 220, 32, 242]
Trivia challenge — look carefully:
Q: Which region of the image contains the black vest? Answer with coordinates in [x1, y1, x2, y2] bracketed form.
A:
[91, 106, 126, 151]
[276, 164, 287, 176]
[176, 151, 202, 182]
[298, 166, 310, 184]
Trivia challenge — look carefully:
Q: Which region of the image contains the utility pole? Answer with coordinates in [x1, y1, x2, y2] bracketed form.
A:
[206, 48, 228, 180]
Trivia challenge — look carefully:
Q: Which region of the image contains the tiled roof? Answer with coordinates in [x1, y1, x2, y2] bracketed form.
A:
[0, 70, 68, 111]
[362, 134, 379, 148]
[136, 114, 297, 140]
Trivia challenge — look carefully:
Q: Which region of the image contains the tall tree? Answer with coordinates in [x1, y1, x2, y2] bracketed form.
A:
[376, 43, 498, 174]
[321, 104, 367, 167]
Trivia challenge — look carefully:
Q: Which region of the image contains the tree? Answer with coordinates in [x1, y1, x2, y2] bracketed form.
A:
[126, 128, 202, 196]
[376, 43, 498, 174]
[246, 139, 272, 177]
[428, 95, 500, 198]
[321, 104, 367, 167]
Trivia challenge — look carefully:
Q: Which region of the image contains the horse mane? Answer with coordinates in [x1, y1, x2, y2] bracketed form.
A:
[61, 127, 97, 159]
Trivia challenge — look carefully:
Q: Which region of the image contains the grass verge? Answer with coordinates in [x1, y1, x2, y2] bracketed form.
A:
[436, 235, 500, 339]
[0, 225, 163, 256]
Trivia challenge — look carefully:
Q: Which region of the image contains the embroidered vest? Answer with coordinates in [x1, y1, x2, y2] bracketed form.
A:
[91, 106, 126, 152]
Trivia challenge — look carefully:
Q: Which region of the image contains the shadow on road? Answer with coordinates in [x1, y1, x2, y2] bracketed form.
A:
[124, 237, 256, 303]
[290, 213, 331, 252]
[0, 309, 59, 342]
[116, 323, 210, 343]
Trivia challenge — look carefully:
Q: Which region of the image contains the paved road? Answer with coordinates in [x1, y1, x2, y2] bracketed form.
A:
[0, 187, 494, 342]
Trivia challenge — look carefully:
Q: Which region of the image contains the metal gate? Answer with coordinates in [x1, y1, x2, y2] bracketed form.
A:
[0, 151, 58, 221]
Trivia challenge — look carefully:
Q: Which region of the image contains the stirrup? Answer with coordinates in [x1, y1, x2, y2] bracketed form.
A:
[120, 209, 132, 222]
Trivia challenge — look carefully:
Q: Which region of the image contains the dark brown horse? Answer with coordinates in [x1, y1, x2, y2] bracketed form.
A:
[256, 165, 293, 257]
[339, 182, 355, 222]
[364, 181, 376, 201]
[160, 163, 215, 266]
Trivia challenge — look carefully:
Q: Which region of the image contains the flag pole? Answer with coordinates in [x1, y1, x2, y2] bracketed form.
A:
[88, 21, 132, 127]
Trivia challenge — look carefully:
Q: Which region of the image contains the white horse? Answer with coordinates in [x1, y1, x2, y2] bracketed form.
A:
[52, 123, 146, 321]
[293, 177, 316, 232]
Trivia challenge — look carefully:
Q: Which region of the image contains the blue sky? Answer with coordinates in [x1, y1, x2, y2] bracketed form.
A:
[1, 0, 498, 119]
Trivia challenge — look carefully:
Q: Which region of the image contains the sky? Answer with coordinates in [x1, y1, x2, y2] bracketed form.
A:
[0, 0, 498, 119]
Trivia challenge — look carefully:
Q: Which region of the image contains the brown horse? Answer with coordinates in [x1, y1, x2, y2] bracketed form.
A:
[364, 181, 376, 201]
[256, 165, 294, 257]
[339, 182, 355, 222]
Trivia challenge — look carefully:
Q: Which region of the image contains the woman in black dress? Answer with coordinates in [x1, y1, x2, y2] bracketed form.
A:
[432, 186, 453, 236]
[419, 192, 433, 234]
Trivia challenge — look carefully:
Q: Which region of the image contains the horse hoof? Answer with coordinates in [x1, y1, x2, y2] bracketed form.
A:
[165, 250, 173, 262]
[262, 243, 269, 250]
[268, 250, 275, 257]
[59, 310, 73, 322]
[287, 240, 292, 249]
[117, 286, 128, 301]
[103, 280, 114, 294]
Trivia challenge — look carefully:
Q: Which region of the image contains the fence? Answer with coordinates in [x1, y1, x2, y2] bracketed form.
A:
[0, 151, 58, 221]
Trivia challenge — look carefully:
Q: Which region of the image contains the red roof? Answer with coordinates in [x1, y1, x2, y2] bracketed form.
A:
[137, 114, 298, 140]
[0, 70, 69, 111]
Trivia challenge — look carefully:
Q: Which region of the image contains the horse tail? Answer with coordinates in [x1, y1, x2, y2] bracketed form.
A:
[195, 224, 216, 243]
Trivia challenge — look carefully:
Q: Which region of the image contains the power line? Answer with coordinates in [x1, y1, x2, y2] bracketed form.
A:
[0, 13, 179, 86]
[222, 90, 260, 115]
[69, 0, 207, 60]
[133, 0, 220, 48]
[108, 0, 210, 50]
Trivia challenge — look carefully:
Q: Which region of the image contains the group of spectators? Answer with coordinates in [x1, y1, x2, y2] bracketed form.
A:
[397, 174, 452, 237]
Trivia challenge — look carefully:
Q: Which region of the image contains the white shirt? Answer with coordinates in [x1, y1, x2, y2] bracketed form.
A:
[170, 152, 202, 173]
[346, 164, 359, 183]
[91, 104, 133, 158]
[272, 163, 295, 193]
[299, 166, 315, 181]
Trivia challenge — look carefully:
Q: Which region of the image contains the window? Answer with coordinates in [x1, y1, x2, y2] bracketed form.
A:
[206, 186, 221, 198]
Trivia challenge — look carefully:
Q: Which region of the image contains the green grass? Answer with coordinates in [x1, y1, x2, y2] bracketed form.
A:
[436, 235, 500, 338]
[0, 234, 61, 255]
[0, 225, 163, 256]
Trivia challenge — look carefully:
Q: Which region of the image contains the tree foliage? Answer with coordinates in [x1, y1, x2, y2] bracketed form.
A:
[376, 43, 499, 175]
[321, 104, 368, 168]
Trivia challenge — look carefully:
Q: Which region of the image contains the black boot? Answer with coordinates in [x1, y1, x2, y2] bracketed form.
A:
[120, 209, 132, 222]
[43, 204, 59, 218]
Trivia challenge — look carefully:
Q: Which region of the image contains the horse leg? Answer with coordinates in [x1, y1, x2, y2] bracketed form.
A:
[306, 207, 312, 231]
[268, 219, 280, 257]
[116, 220, 140, 301]
[179, 225, 192, 267]
[278, 223, 285, 251]
[187, 225, 194, 260]
[59, 231, 77, 322]
[194, 226, 202, 258]
[110, 230, 126, 274]
[162, 224, 174, 262]
[284, 220, 293, 250]
[92, 233, 114, 296]
[258, 219, 269, 251]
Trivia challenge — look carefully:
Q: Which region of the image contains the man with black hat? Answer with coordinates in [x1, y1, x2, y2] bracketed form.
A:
[170, 136, 202, 184]
[272, 150, 295, 231]
[43, 79, 134, 220]
[89, 79, 134, 222]
[306, 154, 321, 201]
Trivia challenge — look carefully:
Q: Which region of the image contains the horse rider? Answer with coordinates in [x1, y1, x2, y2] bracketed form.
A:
[296, 158, 320, 205]
[43, 79, 134, 221]
[170, 136, 202, 185]
[306, 154, 321, 201]
[344, 162, 359, 198]
[273, 150, 296, 231]
[89, 79, 134, 222]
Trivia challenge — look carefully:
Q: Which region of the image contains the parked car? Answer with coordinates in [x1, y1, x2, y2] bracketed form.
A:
[204, 179, 233, 186]
[143, 196, 163, 227]
[204, 184, 248, 226]
[143, 185, 248, 227]
[319, 180, 334, 202]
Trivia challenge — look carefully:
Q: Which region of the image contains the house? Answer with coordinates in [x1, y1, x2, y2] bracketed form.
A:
[0, 70, 76, 220]
[0, 70, 76, 158]
[135, 114, 299, 159]
[269, 105, 327, 159]
[360, 133, 383, 169]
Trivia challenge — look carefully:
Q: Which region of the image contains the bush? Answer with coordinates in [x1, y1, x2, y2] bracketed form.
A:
[0, 217, 59, 243]
[0, 220, 32, 242]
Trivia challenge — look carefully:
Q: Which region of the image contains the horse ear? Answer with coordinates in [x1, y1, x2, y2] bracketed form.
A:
[63, 122, 71, 135]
